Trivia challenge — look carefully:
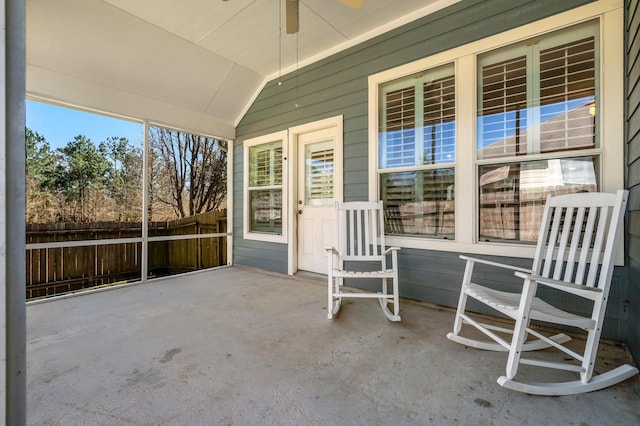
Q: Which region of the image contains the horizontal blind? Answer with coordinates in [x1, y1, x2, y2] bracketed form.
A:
[539, 37, 596, 153]
[423, 74, 456, 164]
[254, 149, 271, 186]
[273, 146, 283, 185]
[385, 86, 416, 167]
[478, 56, 527, 159]
[307, 148, 334, 203]
[252, 145, 282, 187]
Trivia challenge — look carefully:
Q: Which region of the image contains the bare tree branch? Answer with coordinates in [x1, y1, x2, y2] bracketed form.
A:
[149, 127, 227, 220]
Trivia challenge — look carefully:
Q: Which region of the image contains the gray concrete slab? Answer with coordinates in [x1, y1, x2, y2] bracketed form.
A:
[27, 266, 640, 425]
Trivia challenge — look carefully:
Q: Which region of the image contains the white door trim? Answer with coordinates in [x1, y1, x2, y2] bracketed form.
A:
[287, 115, 344, 275]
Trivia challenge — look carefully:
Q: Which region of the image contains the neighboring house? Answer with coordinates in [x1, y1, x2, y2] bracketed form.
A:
[233, 0, 640, 367]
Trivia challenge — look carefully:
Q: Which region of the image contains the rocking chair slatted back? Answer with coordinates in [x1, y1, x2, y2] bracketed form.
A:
[336, 201, 386, 264]
[532, 191, 625, 293]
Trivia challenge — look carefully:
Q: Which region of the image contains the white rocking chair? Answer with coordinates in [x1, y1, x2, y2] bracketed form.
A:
[325, 201, 401, 321]
[447, 190, 638, 395]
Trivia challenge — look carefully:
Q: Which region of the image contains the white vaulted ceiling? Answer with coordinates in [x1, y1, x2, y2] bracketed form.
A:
[26, 0, 458, 139]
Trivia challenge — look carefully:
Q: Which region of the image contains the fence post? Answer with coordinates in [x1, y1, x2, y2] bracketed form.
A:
[196, 220, 201, 270]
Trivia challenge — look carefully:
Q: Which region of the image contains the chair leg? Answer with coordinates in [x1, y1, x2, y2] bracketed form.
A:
[381, 276, 388, 298]
[334, 278, 342, 314]
[581, 326, 601, 383]
[505, 318, 527, 380]
[327, 255, 341, 320]
[378, 276, 401, 322]
[329, 276, 344, 319]
[327, 273, 333, 319]
[505, 279, 537, 380]
[385, 250, 401, 321]
[393, 274, 399, 317]
[452, 289, 468, 335]
[327, 273, 341, 320]
[452, 259, 474, 335]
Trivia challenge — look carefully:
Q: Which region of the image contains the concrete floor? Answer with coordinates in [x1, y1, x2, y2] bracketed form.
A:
[27, 266, 640, 425]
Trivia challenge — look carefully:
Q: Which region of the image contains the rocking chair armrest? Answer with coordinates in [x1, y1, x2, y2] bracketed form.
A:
[514, 272, 602, 298]
[384, 246, 401, 255]
[459, 255, 532, 274]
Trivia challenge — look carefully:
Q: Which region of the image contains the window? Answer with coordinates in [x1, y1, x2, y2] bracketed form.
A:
[244, 131, 288, 242]
[305, 140, 334, 206]
[477, 20, 599, 243]
[378, 63, 456, 238]
[369, 1, 623, 259]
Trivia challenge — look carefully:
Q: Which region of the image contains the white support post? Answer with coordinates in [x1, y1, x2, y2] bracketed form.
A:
[2, 0, 26, 422]
[141, 121, 150, 282]
[226, 139, 233, 266]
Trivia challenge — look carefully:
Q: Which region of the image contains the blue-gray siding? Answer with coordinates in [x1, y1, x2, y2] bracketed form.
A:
[235, 0, 635, 342]
[626, 0, 640, 365]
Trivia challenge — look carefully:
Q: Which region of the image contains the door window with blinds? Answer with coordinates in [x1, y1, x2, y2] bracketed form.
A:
[305, 140, 334, 206]
[378, 62, 456, 238]
[244, 132, 288, 242]
[477, 19, 599, 242]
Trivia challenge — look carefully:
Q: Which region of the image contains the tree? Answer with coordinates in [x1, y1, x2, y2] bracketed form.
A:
[25, 128, 58, 222]
[25, 125, 223, 223]
[100, 136, 143, 221]
[149, 127, 227, 220]
[26, 128, 55, 176]
[50, 135, 111, 221]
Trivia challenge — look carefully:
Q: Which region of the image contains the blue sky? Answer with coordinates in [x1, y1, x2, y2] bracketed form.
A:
[26, 100, 143, 150]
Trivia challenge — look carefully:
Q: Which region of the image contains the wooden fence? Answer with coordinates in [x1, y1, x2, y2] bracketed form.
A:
[26, 209, 227, 299]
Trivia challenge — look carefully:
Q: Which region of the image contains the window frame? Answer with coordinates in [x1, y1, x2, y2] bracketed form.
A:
[377, 62, 457, 239]
[368, 0, 624, 261]
[243, 130, 289, 243]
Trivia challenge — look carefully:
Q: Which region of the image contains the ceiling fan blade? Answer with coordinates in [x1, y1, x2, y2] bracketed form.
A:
[337, 0, 365, 10]
[286, 0, 299, 34]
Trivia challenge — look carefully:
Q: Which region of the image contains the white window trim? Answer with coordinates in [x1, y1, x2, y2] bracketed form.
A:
[243, 130, 289, 243]
[368, 0, 624, 261]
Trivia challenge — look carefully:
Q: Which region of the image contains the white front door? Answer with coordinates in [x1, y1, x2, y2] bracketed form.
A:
[296, 127, 337, 274]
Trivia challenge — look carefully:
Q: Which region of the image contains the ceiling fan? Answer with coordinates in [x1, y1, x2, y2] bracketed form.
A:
[286, 0, 365, 34]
